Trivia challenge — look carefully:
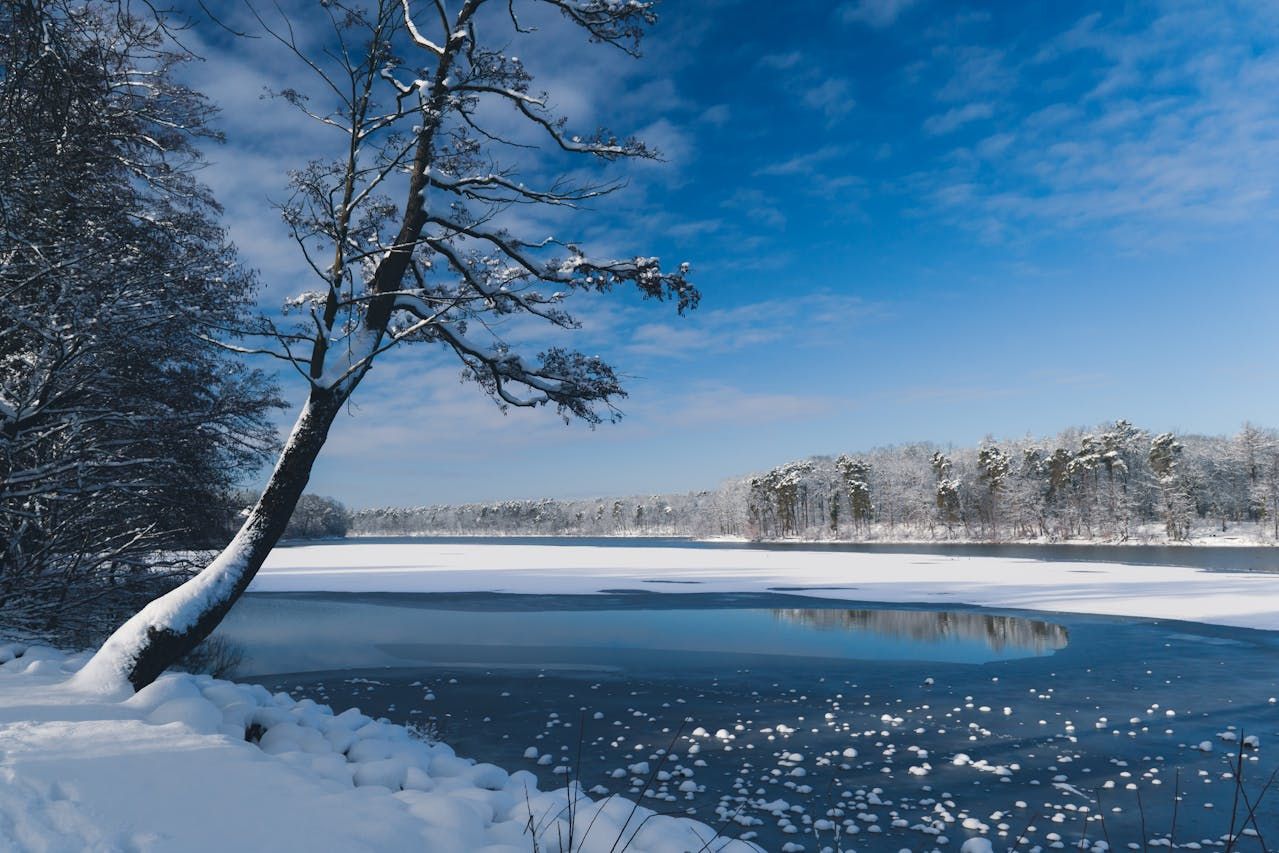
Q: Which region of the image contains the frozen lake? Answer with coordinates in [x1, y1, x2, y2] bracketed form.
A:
[254, 537, 1279, 630]
[291, 534, 1279, 573]
[216, 587, 1279, 851]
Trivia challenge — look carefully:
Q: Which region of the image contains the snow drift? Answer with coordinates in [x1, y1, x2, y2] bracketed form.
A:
[0, 641, 759, 852]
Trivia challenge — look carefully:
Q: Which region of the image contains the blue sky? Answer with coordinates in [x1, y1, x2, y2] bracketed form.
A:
[183, 0, 1279, 507]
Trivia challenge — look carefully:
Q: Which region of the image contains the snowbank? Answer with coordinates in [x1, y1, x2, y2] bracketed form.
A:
[256, 541, 1279, 631]
[0, 641, 758, 852]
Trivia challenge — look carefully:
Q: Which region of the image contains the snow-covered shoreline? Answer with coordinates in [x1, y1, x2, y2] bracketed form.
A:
[695, 531, 1279, 548]
[340, 529, 1279, 548]
[257, 541, 1279, 631]
[0, 642, 759, 852]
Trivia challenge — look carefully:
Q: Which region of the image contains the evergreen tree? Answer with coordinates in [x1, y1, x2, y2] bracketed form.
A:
[976, 444, 1010, 539]
[1149, 432, 1191, 540]
[835, 455, 873, 535]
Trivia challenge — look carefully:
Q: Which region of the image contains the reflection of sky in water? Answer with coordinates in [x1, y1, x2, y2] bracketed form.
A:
[217, 596, 1067, 676]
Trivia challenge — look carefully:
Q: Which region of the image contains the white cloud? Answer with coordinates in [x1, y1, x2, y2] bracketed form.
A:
[933, 45, 1016, 102]
[839, 0, 920, 29]
[627, 294, 875, 359]
[699, 103, 731, 125]
[922, 102, 995, 135]
[754, 145, 849, 177]
[319, 357, 591, 465]
[720, 188, 787, 229]
[757, 50, 854, 124]
[759, 51, 805, 71]
[801, 77, 856, 121]
[974, 132, 1015, 159]
[917, 0, 1279, 242]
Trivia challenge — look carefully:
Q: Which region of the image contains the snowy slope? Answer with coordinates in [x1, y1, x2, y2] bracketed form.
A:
[257, 542, 1279, 631]
[0, 643, 759, 853]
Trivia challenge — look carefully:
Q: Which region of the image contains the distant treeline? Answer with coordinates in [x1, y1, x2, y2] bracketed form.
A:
[218, 492, 352, 542]
[350, 421, 1279, 544]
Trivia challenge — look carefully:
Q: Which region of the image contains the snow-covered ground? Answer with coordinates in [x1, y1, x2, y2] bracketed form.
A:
[257, 542, 1279, 631]
[0, 642, 759, 852]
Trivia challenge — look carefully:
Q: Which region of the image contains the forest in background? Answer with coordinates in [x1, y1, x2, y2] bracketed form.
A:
[349, 420, 1279, 543]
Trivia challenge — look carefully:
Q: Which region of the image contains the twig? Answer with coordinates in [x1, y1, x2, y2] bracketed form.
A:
[608, 723, 687, 853]
[1224, 735, 1246, 853]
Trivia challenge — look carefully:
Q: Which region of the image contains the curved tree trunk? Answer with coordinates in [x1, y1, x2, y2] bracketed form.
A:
[72, 389, 344, 692]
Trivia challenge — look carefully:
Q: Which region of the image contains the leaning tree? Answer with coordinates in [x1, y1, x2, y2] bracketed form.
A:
[75, 0, 695, 691]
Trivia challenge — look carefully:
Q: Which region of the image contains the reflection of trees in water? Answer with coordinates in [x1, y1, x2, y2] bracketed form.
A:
[771, 608, 1068, 653]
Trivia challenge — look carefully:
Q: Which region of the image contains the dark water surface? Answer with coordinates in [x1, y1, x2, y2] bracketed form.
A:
[221, 593, 1068, 673]
[298, 535, 1279, 573]
[217, 591, 1279, 851]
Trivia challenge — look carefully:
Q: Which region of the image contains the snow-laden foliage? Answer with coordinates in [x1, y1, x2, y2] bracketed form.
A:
[0, 0, 280, 643]
[248, 0, 695, 414]
[352, 420, 1279, 544]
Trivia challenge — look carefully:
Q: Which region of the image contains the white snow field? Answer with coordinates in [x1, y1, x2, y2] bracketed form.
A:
[256, 542, 1279, 631]
[0, 642, 759, 853]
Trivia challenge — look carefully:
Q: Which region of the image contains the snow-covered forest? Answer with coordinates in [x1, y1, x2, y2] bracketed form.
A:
[352, 420, 1279, 543]
[0, 0, 282, 642]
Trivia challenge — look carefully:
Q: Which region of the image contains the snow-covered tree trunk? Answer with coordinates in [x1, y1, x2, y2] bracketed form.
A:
[73, 390, 343, 691]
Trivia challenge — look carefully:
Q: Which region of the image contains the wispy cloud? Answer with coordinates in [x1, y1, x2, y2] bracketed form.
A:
[751, 146, 866, 210]
[802, 77, 857, 121]
[720, 188, 787, 228]
[759, 51, 805, 71]
[756, 53, 854, 124]
[838, 0, 920, 29]
[915, 0, 1279, 242]
[932, 45, 1016, 102]
[699, 103, 731, 125]
[922, 102, 995, 135]
[754, 145, 849, 177]
[320, 359, 590, 465]
[627, 294, 876, 358]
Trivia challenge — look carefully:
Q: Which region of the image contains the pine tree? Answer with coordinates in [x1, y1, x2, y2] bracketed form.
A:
[1149, 433, 1191, 540]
